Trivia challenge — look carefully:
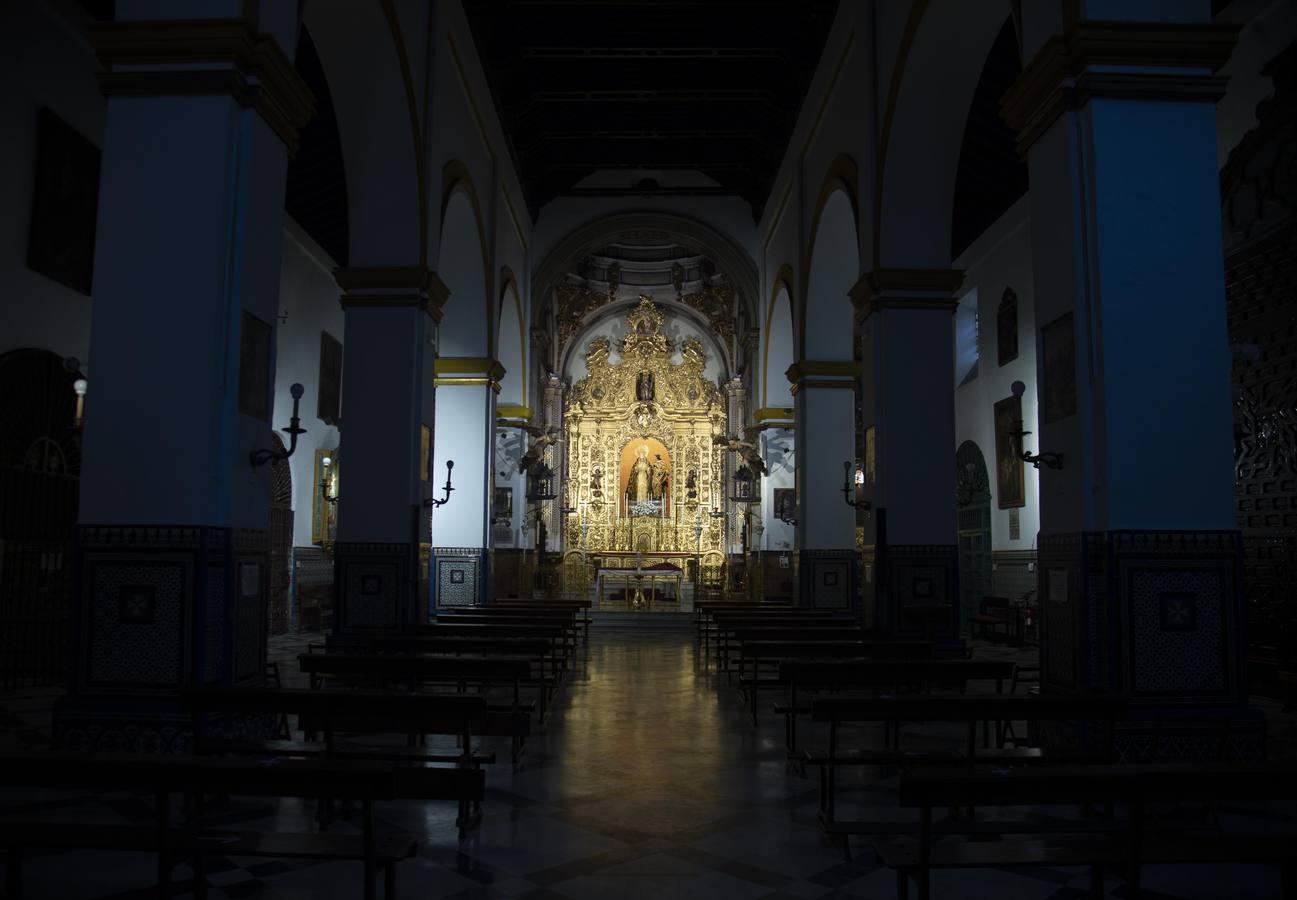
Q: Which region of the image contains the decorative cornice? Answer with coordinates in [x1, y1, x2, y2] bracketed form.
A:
[849, 268, 964, 319]
[786, 361, 860, 388]
[435, 357, 506, 381]
[1002, 21, 1239, 154]
[88, 19, 315, 153]
[496, 404, 533, 421]
[753, 406, 794, 424]
[335, 267, 449, 322]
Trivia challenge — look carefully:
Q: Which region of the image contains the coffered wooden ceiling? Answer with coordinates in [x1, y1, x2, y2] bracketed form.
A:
[462, 0, 839, 217]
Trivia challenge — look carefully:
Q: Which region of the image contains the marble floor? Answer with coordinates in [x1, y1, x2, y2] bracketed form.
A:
[0, 628, 1292, 899]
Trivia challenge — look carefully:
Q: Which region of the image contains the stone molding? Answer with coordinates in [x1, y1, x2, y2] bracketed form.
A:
[849, 268, 964, 320]
[1002, 21, 1238, 154]
[336, 266, 450, 322]
[89, 19, 315, 153]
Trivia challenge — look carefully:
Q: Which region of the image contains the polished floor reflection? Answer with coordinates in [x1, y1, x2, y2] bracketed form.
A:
[0, 628, 1288, 898]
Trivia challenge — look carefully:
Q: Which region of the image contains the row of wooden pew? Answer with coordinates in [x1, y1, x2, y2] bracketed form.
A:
[0, 598, 593, 900]
[697, 601, 1297, 899]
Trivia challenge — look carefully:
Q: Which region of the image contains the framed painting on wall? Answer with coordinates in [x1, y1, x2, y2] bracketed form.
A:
[27, 108, 101, 295]
[312, 448, 338, 544]
[993, 395, 1025, 509]
[774, 488, 795, 523]
[864, 425, 876, 485]
[420, 424, 431, 482]
[1041, 312, 1077, 424]
[492, 486, 513, 525]
[318, 331, 343, 425]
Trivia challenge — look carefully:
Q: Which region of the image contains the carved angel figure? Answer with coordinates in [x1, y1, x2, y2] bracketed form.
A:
[712, 433, 769, 476]
[518, 424, 559, 473]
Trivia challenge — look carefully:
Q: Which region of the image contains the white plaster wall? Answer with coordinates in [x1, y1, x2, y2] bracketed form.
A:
[951, 198, 1040, 552]
[0, 1, 103, 366]
[432, 384, 493, 548]
[759, 426, 795, 550]
[273, 218, 346, 548]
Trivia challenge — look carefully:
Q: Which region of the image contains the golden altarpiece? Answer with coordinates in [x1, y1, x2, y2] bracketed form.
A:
[563, 298, 728, 576]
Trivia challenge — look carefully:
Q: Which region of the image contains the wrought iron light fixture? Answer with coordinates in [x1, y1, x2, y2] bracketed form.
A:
[528, 461, 557, 503]
[1010, 381, 1063, 470]
[841, 460, 871, 509]
[251, 383, 306, 466]
[730, 464, 759, 504]
[428, 459, 456, 507]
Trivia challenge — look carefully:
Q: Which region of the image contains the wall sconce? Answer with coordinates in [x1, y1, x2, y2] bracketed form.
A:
[709, 480, 726, 518]
[730, 465, 760, 504]
[319, 454, 338, 505]
[250, 383, 306, 466]
[72, 378, 87, 428]
[841, 460, 872, 510]
[1010, 381, 1064, 470]
[560, 478, 576, 516]
[427, 459, 455, 507]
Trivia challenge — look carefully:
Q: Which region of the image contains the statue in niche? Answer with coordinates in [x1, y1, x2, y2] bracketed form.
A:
[636, 371, 655, 402]
[630, 445, 653, 503]
[591, 466, 603, 499]
[652, 454, 669, 500]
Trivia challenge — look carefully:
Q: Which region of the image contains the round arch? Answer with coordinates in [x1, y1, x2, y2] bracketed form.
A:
[438, 184, 490, 358]
[875, 0, 1014, 268]
[560, 299, 731, 387]
[803, 188, 859, 361]
[301, 3, 424, 265]
[532, 211, 759, 328]
[762, 265, 795, 409]
[497, 266, 526, 407]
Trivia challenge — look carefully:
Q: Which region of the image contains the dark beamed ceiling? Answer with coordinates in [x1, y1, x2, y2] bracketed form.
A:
[462, 0, 839, 217]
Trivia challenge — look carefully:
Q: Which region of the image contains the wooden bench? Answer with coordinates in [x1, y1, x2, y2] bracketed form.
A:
[0, 751, 482, 900]
[879, 762, 1297, 900]
[809, 693, 1126, 840]
[970, 595, 1012, 641]
[181, 686, 493, 833]
[435, 609, 583, 644]
[298, 653, 534, 763]
[774, 658, 1017, 753]
[371, 628, 567, 687]
[701, 608, 843, 653]
[487, 599, 592, 639]
[715, 621, 869, 665]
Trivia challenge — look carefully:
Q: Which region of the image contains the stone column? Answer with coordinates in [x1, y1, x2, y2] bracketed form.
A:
[851, 269, 963, 636]
[430, 357, 504, 607]
[332, 268, 446, 633]
[57, 6, 313, 750]
[788, 362, 859, 610]
[1004, 9, 1258, 753]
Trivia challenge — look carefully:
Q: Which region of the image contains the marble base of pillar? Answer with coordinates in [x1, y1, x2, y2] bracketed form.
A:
[430, 546, 487, 609]
[875, 544, 959, 639]
[332, 541, 416, 636]
[1037, 529, 1265, 760]
[797, 549, 858, 610]
[54, 525, 271, 752]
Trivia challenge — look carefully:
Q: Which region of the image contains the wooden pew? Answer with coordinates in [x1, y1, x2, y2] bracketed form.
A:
[362, 634, 559, 710]
[734, 639, 936, 688]
[298, 653, 534, 763]
[710, 617, 860, 660]
[693, 599, 794, 643]
[774, 658, 1017, 753]
[435, 609, 582, 644]
[0, 751, 483, 900]
[880, 762, 1297, 900]
[488, 599, 592, 638]
[809, 693, 1126, 841]
[701, 608, 842, 651]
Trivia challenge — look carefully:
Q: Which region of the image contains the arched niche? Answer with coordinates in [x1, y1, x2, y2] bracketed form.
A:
[877, 0, 1014, 267]
[438, 187, 489, 357]
[496, 271, 526, 408]
[803, 189, 858, 361]
[301, 3, 424, 265]
[764, 276, 795, 408]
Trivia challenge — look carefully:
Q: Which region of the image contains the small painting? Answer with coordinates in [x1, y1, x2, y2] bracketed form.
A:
[238, 311, 272, 421]
[774, 488, 796, 523]
[493, 486, 513, 524]
[864, 425, 876, 485]
[997, 288, 1018, 367]
[993, 395, 1025, 509]
[318, 331, 343, 425]
[420, 424, 432, 483]
[27, 108, 100, 295]
[1041, 312, 1077, 423]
